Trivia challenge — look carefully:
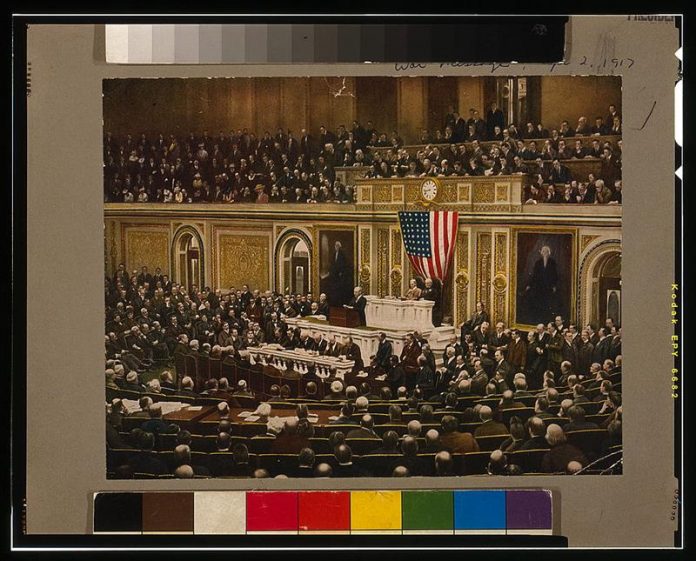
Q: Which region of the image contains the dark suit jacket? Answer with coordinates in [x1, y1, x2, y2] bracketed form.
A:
[495, 359, 514, 384]
[507, 338, 527, 370]
[440, 431, 480, 453]
[474, 420, 510, 438]
[346, 427, 379, 439]
[561, 341, 578, 366]
[520, 436, 550, 451]
[348, 295, 367, 325]
[541, 443, 588, 472]
[470, 371, 489, 396]
[345, 343, 364, 370]
[374, 340, 393, 368]
[400, 342, 422, 374]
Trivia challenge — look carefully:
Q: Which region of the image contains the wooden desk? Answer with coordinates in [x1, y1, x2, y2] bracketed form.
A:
[329, 306, 361, 328]
[200, 406, 341, 426]
[163, 405, 216, 424]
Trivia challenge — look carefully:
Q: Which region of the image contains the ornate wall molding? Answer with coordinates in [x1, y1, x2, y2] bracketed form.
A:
[455, 229, 470, 326]
[476, 232, 492, 312]
[493, 232, 509, 325]
[377, 228, 390, 297]
[359, 228, 371, 295]
[580, 234, 602, 254]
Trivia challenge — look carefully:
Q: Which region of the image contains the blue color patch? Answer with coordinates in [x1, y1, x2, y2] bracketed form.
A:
[453, 490, 506, 530]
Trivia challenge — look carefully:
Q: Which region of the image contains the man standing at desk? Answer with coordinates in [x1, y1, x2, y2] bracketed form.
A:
[421, 277, 442, 327]
[343, 286, 367, 326]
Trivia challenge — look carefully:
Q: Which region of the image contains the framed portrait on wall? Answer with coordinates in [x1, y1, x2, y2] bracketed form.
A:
[512, 229, 577, 329]
[318, 228, 356, 307]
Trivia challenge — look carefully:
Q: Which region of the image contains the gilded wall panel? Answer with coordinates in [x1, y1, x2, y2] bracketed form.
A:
[473, 182, 495, 203]
[373, 184, 392, 203]
[217, 235, 270, 291]
[458, 183, 471, 202]
[440, 183, 458, 203]
[392, 185, 404, 203]
[125, 230, 170, 274]
[495, 184, 509, 202]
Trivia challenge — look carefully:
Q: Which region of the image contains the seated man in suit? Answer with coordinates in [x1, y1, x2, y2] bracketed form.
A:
[370, 332, 393, 374]
[324, 334, 343, 357]
[564, 405, 599, 432]
[385, 355, 406, 394]
[541, 424, 588, 472]
[141, 403, 179, 438]
[343, 336, 364, 370]
[415, 354, 435, 398]
[332, 444, 369, 477]
[346, 414, 379, 439]
[404, 278, 422, 300]
[173, 444, 210, 477]
[439, 415, 480, 453]
[520, 416, 551, 451]
[343, 286, 367, 326]
[474, 405, 510, 438]
[323, 379, 345, 401]
[398, 436, 430, 476]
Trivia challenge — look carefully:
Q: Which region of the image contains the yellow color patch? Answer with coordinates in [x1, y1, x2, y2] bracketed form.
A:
[350, 491, 402, 531]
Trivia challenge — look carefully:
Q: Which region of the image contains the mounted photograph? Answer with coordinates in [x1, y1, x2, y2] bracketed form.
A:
[103, 74, 623, 480]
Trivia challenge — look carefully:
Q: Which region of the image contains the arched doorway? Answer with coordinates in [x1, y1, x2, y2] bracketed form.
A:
[579, 241, 621, 328]
[597, 252, 622, 326]
[276, 231, 312, 295]
[172, 227, 205, 291]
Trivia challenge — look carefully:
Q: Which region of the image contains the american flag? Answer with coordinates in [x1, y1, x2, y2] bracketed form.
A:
[398, 211, 459, 281]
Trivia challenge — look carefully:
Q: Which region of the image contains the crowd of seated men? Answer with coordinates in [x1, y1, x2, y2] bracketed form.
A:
[103, 103, 621, 205]
[105, 268, 623, 478]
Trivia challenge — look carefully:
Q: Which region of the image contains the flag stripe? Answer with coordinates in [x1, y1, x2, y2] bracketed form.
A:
[398, 210, 458, 282]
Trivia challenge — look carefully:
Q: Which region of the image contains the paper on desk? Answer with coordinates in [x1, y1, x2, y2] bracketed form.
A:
[187, 406, 203, 411]
[245, 415, 260, 422]
[121, 399, 141, 414]
[328, 415, 339, 421]
[238, 411, 252, 418]
[158, 402, 186, 415]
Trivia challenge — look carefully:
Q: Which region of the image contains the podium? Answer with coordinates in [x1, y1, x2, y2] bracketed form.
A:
[329, 306, 362, 328]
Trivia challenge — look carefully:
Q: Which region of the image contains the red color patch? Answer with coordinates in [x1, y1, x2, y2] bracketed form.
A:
[298, 491, 351, 531]
[246, 492, 298, 532]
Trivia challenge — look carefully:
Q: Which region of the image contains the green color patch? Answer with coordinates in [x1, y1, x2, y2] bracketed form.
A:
[401, 491, 453, 530]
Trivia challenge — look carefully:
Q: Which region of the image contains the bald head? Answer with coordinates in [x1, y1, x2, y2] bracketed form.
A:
[407, 420, 422, 437]
[435, 451, 453, 475]
[479, 405, 493, 421]
[401, 435, 419, 456]
[314, 463, 333, 477]
[528, 416, 546, 438]
[174, 465, 194, 478]
[545, 423, 566, 446]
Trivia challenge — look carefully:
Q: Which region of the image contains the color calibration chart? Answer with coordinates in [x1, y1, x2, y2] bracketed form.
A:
[94, 490, 552, 535]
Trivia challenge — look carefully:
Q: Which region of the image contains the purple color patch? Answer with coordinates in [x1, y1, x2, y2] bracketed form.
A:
[505, 490, 552, 529]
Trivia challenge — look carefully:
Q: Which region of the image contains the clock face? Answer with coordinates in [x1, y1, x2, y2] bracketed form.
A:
[421, 179, 439, 201]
